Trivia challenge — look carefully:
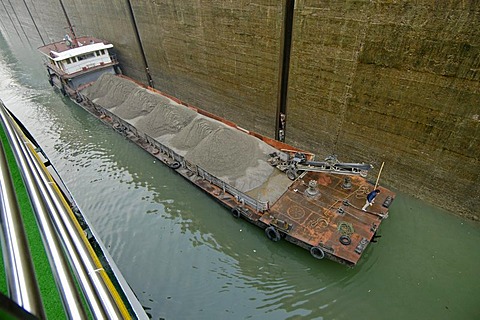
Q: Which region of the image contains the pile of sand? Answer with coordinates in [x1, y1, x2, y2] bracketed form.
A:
[83, 74, 139, 109]
[184, 127, 260, 178]
[82, 74, 290, 198]
[170, 115, 222, 151]
[171, 115, 279, 191]
[115, 88, 170, 120]
[135, 102, 197, 138]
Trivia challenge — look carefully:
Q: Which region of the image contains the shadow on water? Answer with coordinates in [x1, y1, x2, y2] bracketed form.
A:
[1, 29, 479, 320]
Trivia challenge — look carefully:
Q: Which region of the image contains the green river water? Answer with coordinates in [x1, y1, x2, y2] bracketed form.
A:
[0, 32, 479, 320]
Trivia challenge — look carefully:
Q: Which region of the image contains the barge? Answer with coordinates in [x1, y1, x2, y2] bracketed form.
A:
[38, 35, 395, 267]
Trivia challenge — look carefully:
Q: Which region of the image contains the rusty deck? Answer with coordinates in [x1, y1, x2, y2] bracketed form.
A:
[261, 171, 394, 265]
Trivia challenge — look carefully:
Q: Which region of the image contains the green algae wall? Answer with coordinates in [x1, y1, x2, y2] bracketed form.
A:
[287, 0, 480, 220]
[0, 0, 478, 220]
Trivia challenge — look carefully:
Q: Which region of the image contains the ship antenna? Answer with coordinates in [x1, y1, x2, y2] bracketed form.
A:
[58, 0, 78, 47]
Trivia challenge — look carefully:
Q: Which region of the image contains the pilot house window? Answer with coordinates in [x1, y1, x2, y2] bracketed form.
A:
[77, 53, 95, 61]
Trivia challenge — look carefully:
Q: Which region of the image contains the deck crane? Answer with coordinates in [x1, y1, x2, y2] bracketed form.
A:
[268, 150, 373, 180]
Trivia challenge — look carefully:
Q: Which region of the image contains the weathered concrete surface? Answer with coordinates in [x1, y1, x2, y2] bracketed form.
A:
[128, 0, 282, 137]
[287, 0, 480, 220]
[0, 0, 478, 220]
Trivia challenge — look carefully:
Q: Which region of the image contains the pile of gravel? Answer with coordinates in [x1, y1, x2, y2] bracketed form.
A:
[114, 88, 171, 120]
[83, 74, 139, 109]
[170, 115, 222, 151]
[82, 74, 291, 199]
[135, 102, 197, 138]
[184, 126, 260, 178]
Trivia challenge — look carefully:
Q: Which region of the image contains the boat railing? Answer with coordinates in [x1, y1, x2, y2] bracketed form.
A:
[195, 166, 269, 212]
[0, 108, 45, 319]
[0, 101, 138, 319]
[101, 109, 269, 213]
[46, 53, 119, 79]
[109, 54, 118, 65]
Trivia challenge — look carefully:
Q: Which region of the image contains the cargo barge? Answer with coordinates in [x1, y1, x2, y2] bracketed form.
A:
[38, 35, 395, 267]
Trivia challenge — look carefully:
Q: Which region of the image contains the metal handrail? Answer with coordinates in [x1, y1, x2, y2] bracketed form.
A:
[25, 132, 124, 319]
[0, 136, 46, 319]
[0, 102, 88, 319]
[0, 100, 134, 318]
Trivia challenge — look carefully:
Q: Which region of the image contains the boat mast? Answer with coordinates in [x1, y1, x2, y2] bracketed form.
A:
[58, 0, 78, 47]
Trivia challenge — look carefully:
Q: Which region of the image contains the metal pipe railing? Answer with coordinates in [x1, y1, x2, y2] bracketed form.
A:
[17, 132, 109, 319]
[0, 100, 131, 319]
[0, 139, 46, 319]
[24, 131, 124, 319]
[0, 102, 88, 319]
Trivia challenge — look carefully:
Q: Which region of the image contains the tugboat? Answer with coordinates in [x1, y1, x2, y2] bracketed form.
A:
[37, 33, 119, 101]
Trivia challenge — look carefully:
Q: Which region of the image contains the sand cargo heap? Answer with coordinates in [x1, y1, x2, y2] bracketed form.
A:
[82, 74, 290, 204]
[80, 73, 395, 266]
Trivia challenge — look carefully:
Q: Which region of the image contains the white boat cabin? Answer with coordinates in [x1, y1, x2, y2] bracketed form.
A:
[38, 35, 118, 91]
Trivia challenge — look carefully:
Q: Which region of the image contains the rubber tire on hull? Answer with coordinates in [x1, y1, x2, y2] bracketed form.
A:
[76, 95, 83, 103]
[310, 246, 325, 259]
[231, 207, 242, 218]
[265, 226, 281, 242]
[169, 161, 181, 169]
[339, 235, 351, 246]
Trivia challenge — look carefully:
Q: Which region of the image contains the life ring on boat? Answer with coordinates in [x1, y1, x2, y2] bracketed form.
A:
[339, 235, 351, 246]
[76, 95, 83, 103]
[265, 226, 281, 242]
[169, 161, 181, 169]
[231, 207, 242, 218]
[310, 246, 325, 259]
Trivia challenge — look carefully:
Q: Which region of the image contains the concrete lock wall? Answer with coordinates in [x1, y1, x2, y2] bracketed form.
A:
[0, 0, 478, 220]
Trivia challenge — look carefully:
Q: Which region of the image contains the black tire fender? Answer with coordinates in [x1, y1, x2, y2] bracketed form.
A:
[265, 226, 281, 242]
[339, 235, 351, 246]
[310, 246, 325, 259]
[231, 207, 241, 218]
[169, 161, 181, 169]
[76, 95, 83, 103]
